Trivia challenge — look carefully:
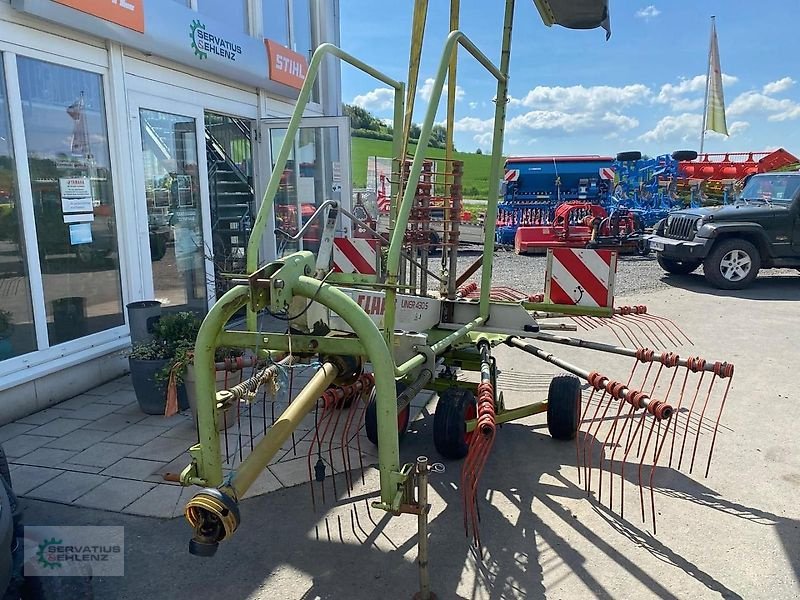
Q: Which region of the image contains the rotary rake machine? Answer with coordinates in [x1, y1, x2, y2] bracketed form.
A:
[177, 1, 737, 597]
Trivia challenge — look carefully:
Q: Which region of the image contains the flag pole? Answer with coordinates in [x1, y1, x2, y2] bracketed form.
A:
[699, 16, 715, 156]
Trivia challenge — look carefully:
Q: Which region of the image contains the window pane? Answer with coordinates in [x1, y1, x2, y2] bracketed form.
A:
[197, 0, 248, 33]
[291, 0, 312, 60]
[18, 57, 124, 345]
[0, 59, 36, 361]
[263, 0, 290, 46]
[139, 109, 207, 311]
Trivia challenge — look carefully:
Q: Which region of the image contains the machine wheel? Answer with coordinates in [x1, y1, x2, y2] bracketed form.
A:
[365, 383, 411, 447]
[703, 238, 760, 289]
[433, 387, 477, 460]
[657, 254, 701, 275]
[547, 374, 581, 441]
[616, 151, 642, 162]
[672, 150, 699, 161]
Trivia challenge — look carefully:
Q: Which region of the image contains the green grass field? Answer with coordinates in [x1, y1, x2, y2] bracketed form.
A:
[350, 136, 495, 198]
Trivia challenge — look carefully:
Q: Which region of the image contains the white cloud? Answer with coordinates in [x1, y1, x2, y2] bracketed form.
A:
[639, 112, 748, 143]
[451, 116, 494, 133]
[762, 77, 796, 95]
[656, 74, 738, 110]
[351, 87, 394, 111]
[728, 91, 800, 121]
[474, 132, 493, 149]
[507, 110, 639, 137]
[468, 101, 478, 110]
[418, 77, 464, 103]
[510, 83, 651, 112]
[635, 5, 661, 20]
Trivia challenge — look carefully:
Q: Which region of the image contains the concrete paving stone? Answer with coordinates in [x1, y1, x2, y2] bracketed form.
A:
[83, 380, 127, 396]
[82, 413, 147, 433]
[4, 434, 57, 458]
[128, 435, 192, 462]
[112, 402, 149, 417]
[66, 442, 138, 468]
[44, 428, 111, 451]
[98, 389, 139, 406]
[149, 452, 191, 483]
[54, 394, 98, 411]
[158, 419, 198, 441]
[12, 446, 77, 467]
[101, 458, 166, 481]
[73, 478, 156, 512]
[103, 424, 168, 446]
[16, 408, 74, 426]
[26, 471, 107, 503]
[8, 465, 63, 495]
[28, 418, 91, 438]
[269, 457, 313, 488]
[68, 403, 121, 421]
[241, 468, 283, 499]
[57, 463, 104, 475]
[171, 486, 197, 518]
[0, 423, 36, 443]
[123, 484, 183, 518]
[136, 413, 191, 429]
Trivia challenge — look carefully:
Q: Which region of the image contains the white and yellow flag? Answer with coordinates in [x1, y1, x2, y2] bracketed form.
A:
[705, 18, 728, 136]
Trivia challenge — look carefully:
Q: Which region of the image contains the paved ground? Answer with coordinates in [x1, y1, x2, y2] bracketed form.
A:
[14, 268, 800, 599]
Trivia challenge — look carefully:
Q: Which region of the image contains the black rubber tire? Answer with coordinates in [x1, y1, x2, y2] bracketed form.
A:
[0, 444, 11, 489]
[703, 238, 760, 290]
[547, 374, 581, 441]
[616, 151, 642, 162]
[433, 387, 477, 460]
[657, 254, 701, 275]
[365, 383, 411, 446]
[672, 150, 698, 161]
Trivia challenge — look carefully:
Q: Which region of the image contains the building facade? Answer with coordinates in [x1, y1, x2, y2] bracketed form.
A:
[0, 0, 350, 422]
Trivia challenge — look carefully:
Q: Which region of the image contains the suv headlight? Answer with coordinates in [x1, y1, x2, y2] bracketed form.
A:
[697, 223, 715, 237]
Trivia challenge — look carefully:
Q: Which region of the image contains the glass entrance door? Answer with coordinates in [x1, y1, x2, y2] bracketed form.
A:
[260, 117, 351, 259]
[130, 98, 210, 312]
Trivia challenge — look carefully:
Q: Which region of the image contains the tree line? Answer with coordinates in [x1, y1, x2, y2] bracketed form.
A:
[343, 104, 451, 150]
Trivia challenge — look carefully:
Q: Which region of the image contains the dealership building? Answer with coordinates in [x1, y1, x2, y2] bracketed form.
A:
[0, 0, 350, 422]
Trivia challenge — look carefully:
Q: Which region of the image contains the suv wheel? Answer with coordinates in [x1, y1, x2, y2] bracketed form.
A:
[703, 239, 760, 289]
[657, 254, 700, 275]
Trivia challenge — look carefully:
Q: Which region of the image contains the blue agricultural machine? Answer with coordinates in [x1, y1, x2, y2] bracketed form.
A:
[497, 155, 614, 245]
[610, 150, 699, 228]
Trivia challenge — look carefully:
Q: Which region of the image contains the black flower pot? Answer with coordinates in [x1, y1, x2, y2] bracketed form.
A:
[129, 357, 188, 415]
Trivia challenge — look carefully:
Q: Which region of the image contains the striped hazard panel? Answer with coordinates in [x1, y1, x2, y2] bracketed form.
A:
[332, 238, 380, 275]
[545, 248, 616, 308]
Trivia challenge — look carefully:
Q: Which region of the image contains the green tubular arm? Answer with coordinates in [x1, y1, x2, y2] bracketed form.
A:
[192, 284, 252, 487]
[245, 43, 405, 330]
[384, 29, 505, 349]
[293, 275, 402, 506]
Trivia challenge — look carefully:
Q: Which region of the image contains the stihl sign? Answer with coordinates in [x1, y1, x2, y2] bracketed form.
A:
[53, 0, 144, 33]
[265, 40, 308, 89]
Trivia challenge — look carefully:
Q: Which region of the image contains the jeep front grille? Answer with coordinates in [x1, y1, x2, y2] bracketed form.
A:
[664, 215, 699, 240]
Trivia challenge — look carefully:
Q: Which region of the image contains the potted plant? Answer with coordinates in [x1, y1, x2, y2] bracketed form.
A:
[166, 345, 247, 431]
[129, 311, 199, 416]
[0, 310, 13, 361]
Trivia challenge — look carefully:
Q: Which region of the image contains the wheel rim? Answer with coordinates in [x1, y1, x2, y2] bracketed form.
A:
[719, 249, 752, 281]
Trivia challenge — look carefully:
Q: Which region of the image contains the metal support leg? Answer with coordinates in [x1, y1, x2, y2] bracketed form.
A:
[413, 456, 436, 600]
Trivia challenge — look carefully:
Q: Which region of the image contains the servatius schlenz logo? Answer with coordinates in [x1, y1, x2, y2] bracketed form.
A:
[36, 538, 63, 570]
[190, 20, 208, 60]
[190, 19, 243, 62]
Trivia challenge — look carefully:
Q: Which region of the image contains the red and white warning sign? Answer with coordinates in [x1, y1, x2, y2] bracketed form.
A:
[332, 238, 380, 275]
[504, 169, 520, 182]
[599, 167, 615, 180]
[545, 248, 617, 308]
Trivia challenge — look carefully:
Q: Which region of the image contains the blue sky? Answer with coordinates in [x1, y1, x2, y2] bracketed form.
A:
[340, 1, 800, 159]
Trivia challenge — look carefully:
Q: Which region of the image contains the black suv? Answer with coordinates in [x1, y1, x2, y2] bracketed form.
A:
[648, 172, 800, 289]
